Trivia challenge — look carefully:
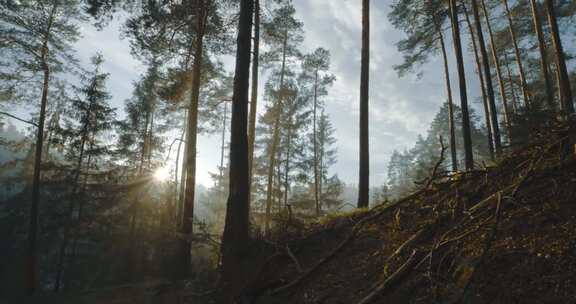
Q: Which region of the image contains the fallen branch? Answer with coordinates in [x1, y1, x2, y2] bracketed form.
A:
[285, 245, 303, 273]
[457, 192, 503, 302]
[425, 135, 447, 189]
[357, 250, 423, 304]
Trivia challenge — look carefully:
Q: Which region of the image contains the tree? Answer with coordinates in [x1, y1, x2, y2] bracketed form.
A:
[260, 3, 304, 232]
[248, 0, 261, 200]
[502, 0, 531, 108]
[301, 48, 334, 216]
[51, 53, 115, 291]
[450, 0, 474, 170]
[220, 0, 253, 299]
[529, 0, 554, 108]
[0, 0, 81, 294]
[468, 0, 502, 156]
[480, 0, 512, 136]
[543, 0, 573, 115]
[358, 0, 370, 208]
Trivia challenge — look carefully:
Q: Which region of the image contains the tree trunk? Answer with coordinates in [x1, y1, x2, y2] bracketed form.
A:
[264, 30, 288, 233]
[433, 11, 458, 172]
[357, 0, 370, 208]
[469, 0, 502, 156]
[450, 0, 474, 170]
[283, 115, 293, 209]
[544, 0, 574, 114]
[503, 0, 531, 108]
[529, 0, 554, 108]
[504, 52, 519, 114]
[313, 69, 321, 215]
[463, 2, 495, 161]
[26, 2, 58, 294]
[248, 0, 260, 204]
[220, 0, 253, 298]
[481, 0, 512, 138]
[179, 0, 206, 278]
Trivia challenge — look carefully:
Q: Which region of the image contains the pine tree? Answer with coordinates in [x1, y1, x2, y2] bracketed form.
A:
[0, 0, 82, 294]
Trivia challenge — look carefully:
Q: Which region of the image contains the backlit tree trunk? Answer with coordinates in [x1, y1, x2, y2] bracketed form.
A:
[220, 0, 253, 297]
[463, 2, 495, 160]
[450, 0, 474, 170]
[469, 0, 502, 156]
[179, 0, 206, 277]
[357, 0, 370, 208]
[248, 0, 260, 201]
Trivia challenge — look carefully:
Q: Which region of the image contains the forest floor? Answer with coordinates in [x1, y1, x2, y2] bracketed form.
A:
[7, 133, 576, 304]
[240, 134, 576, 303]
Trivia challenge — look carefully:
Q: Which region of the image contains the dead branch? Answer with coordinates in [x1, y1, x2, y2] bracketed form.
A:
[357, 250, 423, 304]
[425, 135, 448, 189]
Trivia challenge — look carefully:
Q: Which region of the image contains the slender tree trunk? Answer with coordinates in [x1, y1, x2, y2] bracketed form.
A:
[264, 30, 288, 233]
[529, 0, 554, 108]
[450, 0, 474, 170]
[179, 0, 206, 277]
[433, 12, 458, 172]
[504, 52, 519, 114]
[503, 0, 531, 108]
[544, 0, 574, 114]
[469, 0, 502, 156]
[26, 2, 57, 294]
[357, 0, 370, 208]
[248, 0, 260, 203]
[220, 101, 228, 182]
[283, 115, 293, 208]
[481, 0, 512, 137]
[219, 0, 253, 291]
[463, 2, 495, 161]
[54, 92, 96, 292]
[313, 69, 321, 215]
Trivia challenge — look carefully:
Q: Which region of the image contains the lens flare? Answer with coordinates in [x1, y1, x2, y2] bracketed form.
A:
[153, 166, 170, 182]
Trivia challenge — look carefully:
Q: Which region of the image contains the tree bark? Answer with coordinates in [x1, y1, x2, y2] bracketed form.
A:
[357, 0, 370, 208]
[26, 1, 58, 294]
[450, 0, 474, 170]
[544, 0, 574, 114]
[529, 0, 554, 108]
[503, 0, 531, 108]
[469, 0, 502, 156]
[504, 52, 519, 114]
[433, 10, 458, 172]
[179, 0, 206, 278]
[481, 0, 512, 138]
[220, 0, 253, 298]
[248, 0, 260, 203]
[463, 2, 495, 161]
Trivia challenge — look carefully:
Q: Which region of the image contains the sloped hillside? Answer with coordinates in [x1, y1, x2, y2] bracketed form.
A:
[245, 135, 576, 303]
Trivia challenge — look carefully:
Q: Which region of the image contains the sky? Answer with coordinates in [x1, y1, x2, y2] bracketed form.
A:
[9, 0, 489, 188]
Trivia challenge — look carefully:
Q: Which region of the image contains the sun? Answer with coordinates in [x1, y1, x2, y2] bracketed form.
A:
[153, 166, 171, 182]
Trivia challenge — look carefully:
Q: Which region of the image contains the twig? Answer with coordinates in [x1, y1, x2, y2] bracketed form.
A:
[0, 110, 38, 127]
